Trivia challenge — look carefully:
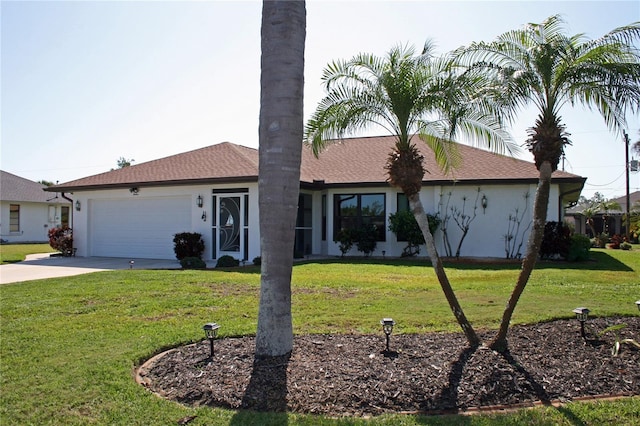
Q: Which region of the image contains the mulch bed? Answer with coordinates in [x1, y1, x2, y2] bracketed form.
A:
[137, 317, 639, 417]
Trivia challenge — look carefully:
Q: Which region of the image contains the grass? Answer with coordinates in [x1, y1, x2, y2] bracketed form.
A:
[0, 243, 55, 264]
[0, 247, 639, 425]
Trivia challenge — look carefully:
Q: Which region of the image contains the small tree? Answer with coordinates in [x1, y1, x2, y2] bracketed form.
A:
[389, 210, 440, 257]
[355, 224, 378, 256]
[334, 228, 355, 257]
[539, 221, 571, 260]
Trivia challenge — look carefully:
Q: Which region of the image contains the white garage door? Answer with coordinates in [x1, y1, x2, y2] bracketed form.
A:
[90, 197, 191, 259]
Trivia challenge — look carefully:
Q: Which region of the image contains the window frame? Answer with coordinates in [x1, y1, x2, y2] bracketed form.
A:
[333, 193, 386, 242]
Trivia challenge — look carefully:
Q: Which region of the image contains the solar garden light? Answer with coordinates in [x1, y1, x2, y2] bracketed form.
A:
[129, 260, 134, 269]
[572, 307, 590, 339]
[381, 318, 395, 352]
[203, 323, 220, 359]
[636, 300, 640, 312]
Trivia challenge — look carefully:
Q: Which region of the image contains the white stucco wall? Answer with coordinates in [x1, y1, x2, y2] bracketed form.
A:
[71, 183, 260, 261]
[321, 183, 562, 259]
[0, 201, 70, 243]
[70, 181, 565, 261]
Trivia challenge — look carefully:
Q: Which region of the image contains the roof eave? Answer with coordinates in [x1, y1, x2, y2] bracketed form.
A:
[46, 176, 259, 192]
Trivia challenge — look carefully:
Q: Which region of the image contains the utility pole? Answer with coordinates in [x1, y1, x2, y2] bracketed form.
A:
[624, 131, 630, 242]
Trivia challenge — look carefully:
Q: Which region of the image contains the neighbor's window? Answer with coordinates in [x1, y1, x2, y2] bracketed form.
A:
[334, 193, 386, 241]
[61, 206, 70, 227]
[9, 204, 20, 232]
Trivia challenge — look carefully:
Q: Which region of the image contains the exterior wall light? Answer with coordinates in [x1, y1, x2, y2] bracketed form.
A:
[381, 318, 395, 352]
[196, 195, 203, 208]
[201, 211, 207, 222]
[75, 200, 81, 211]
[129, 187, 139, 195]
[203, 322, 220, 359]
[572, 307, 590, 339]
[481, 194, 488, 213]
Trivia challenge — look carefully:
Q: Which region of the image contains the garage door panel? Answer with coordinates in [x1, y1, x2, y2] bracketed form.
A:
[90, 197, 190, 259]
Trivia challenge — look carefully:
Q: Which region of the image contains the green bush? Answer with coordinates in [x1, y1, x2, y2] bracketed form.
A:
[355, 223, 378, 256]
[334, 228, 355, 256]
[216, 255, 239, 268]
[620, 242, 632, 251]
[252, 256, 261, 266]
[173, 232, 204, 260]
[388, 210, 439, 257]
[568, 234, 591, 261]
[180, 256, 206, 269]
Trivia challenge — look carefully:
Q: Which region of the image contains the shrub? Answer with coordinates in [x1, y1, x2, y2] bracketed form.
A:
[334, 228, 355, 257]
[355, 224, 378, 256]
[593, 232, 609, 248]
[539, 221, 571, 260]
[567, 234, 591, 261]
[173, 232, 204, 260]
[48, 225, 73, 254]
[216, 255, 239, 268]
[252, 256, 261, 266]
[388, 210, 439, 257]
[620, 242, 632, 251]
[608, 234, 622, 249]
[180, 256, 206, 269]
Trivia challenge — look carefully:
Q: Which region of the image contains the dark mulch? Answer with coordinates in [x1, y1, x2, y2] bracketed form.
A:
[137, 317, 639, 417]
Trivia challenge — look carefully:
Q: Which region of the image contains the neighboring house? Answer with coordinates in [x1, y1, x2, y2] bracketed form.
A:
[566, 190, 640, 238]
[47, 136, 585, 260]
[1, 170, 72, 243]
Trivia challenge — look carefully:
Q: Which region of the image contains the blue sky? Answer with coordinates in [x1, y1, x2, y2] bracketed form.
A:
[2, 0, 639, 199]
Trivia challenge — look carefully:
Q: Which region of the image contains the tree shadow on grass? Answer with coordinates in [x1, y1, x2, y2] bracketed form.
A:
[229, 353, 290, 426]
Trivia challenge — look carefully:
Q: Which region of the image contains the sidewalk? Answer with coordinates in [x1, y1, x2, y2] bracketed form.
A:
[0, 253, 181, 285]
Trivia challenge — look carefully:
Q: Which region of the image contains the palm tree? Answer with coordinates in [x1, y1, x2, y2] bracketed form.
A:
[579, 205, 599, 239]
[255, 0, 306, 357]
[305, 44, 515, 346]
[455, 15, 640, 351]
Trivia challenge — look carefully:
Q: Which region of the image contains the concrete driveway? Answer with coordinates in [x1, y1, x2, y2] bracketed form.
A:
[0, 253, 181, 285]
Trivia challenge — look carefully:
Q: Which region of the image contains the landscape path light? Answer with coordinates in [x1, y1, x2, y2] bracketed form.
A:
[572, 307, 590, 339]
[381, 318, 395, 353]
[203, 322, 220, 359]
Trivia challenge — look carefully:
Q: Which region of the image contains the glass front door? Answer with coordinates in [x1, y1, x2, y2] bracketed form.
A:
[218, 196, 241, 258]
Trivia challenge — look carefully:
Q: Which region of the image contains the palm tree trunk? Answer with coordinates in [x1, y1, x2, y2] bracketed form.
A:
[408, 193, 480, 346]
[490, 161, 552, 352]
[255, 0, 306, 358]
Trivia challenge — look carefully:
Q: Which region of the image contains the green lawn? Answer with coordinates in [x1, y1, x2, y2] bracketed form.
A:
[1, 248, 638, 425]
[0, 243, 55, 264]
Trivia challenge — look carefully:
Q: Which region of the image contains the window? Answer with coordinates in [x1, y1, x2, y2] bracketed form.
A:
[61, 206, 70, 227]
[397, 193, 409, 213]
[295, 193, 313, 256]
[334, 193, 386, 241]
[9, 204, 20, 232]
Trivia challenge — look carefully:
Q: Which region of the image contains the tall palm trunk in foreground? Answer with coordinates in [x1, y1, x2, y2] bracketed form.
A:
[255, 0, 306, 357]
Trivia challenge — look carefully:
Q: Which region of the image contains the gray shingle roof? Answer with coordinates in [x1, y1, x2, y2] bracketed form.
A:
[1, 170, 68, 203]
[48, 136, 584, 192]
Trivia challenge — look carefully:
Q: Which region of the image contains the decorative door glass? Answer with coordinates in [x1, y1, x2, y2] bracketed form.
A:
[219, 197, 241, 253]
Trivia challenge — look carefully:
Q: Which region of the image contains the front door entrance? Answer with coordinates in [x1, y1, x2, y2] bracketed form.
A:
[212, 192, 248, 260]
